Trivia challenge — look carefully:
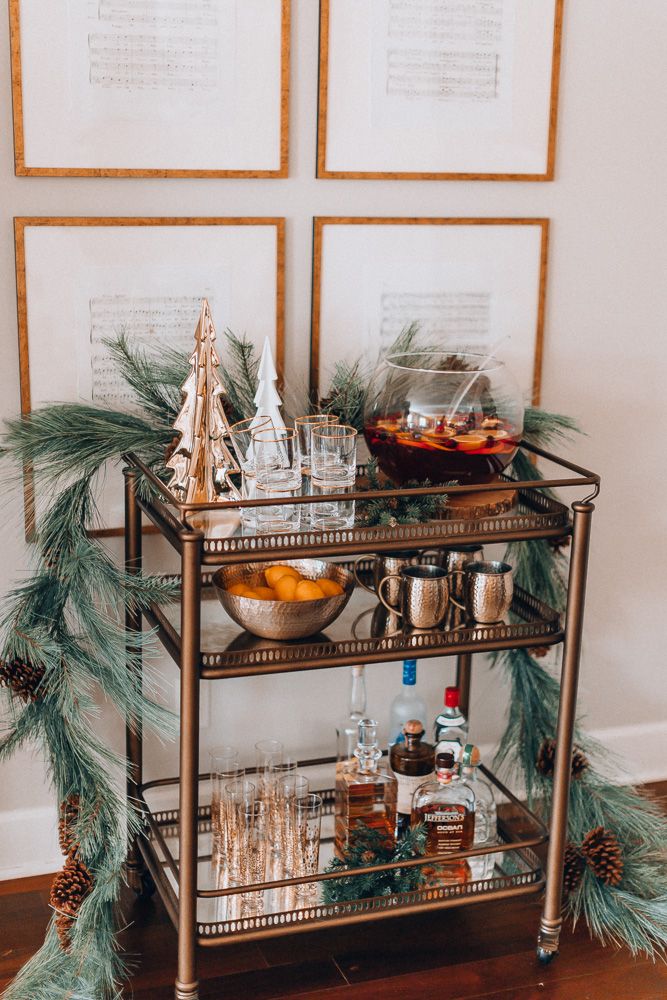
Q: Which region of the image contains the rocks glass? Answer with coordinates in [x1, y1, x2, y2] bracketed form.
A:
[310, 424, 357, 530]
[252, 427, 302, 534]
[229, 415, 273, 531]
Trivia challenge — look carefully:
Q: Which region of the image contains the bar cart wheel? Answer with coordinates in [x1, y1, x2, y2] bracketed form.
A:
[537, 946, 558, 965]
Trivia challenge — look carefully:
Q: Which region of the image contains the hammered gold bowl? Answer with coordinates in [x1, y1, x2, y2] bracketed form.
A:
[212, 559, 354, 641]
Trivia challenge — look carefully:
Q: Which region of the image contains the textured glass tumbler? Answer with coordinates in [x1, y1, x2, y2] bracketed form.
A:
[311, 424, 357, 485]
[224, 779, 256, 885]
[276, 774, 310, 878]
[209, 747, 239, 856]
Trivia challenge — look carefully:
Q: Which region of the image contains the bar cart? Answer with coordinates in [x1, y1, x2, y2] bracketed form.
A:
[122, 442, 599, 1000]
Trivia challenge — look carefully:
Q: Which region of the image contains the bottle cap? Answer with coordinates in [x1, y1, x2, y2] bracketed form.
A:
[352, 665, 364, 677]
[461, 744, 481, 767]
[436, 750, 456, 769]
[445, 686, 460, 708]
[403, 719, 424, 737]
[402, 659, 417, 685]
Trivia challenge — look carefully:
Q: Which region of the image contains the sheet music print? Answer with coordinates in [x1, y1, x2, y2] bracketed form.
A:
[89, 295, 209, 407]
[385, 0, 505, 103]
[378, 291, 491, 353]
[87, 0, 219, 92]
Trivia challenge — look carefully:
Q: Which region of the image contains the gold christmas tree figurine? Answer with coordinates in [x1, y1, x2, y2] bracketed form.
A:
[166, 300, 240, 503]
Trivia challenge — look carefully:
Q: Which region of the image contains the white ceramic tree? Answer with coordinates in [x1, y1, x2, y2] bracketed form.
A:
[250, 336, 285, 434]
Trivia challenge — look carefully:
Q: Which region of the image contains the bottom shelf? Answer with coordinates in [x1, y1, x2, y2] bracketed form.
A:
[138, 762, 546, 946]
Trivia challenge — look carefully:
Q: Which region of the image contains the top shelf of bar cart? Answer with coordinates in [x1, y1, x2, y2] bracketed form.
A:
[124, 441, 599, 566]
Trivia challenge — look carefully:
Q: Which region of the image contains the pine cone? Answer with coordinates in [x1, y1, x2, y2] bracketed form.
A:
[0, 657, 46, 702]
[54, 910, 75, 953]
[581, 826, 624, 886]
[50, 858, 93, 919]
[536, 738, 589, 780]
[563, 842, 585, 894]
[58, 795, 80, 857]
[164, 433, 181, 465]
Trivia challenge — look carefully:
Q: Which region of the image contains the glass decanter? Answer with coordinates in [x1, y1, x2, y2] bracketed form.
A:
[334, 718, 397, 860]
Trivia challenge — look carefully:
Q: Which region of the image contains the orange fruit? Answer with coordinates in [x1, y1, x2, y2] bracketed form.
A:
[227, 582, 255, 597]
[240, 586, 259, 599]
[274, 575, 298, 601]
[253, 586, 278, 601]
[317, 578, 344, 597]
[265, 565, 302, 588]
[295, 579, 326, 601]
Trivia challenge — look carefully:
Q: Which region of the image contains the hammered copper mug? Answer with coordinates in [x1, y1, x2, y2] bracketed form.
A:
[450, 560, 513, 624]
[353, 551, 420, 608]
[378, 565, 450, 629]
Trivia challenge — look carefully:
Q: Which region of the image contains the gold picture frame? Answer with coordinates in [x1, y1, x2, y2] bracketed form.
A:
[317, 0, 564, 181]
[15, 216, 285, 537]
[310, 216, 549, 404]
[10, 0, 290, 178]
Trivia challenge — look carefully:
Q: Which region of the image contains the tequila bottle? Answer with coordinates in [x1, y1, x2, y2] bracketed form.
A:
[388, 659, 428, 751]
[335, 718, 397, 860]
[389, 720, 434, 838]
[411, 749, 475, 884]
[460, 743, 498, 879]
[433, 686, 469, 764]
[336, 665, 367, 765]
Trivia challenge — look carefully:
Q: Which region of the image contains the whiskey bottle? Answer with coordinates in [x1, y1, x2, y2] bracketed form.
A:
[389, 720, 435, 838]
[411, 749, 475, 884]
[433, 686, 468, 764]
[460, 743, 498, 880]
[335, 718, 397, 860]
[336, 665, 367, 765]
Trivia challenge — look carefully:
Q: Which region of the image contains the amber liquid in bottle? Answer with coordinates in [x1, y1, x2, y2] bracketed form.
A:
[389, 720, 435, 839]
[411, 751, 475, 885]
[335, 719, 397, 860]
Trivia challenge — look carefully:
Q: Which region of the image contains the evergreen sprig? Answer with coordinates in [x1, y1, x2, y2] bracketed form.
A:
[322, 822, 427, 903]
[360, 457, 447, 526]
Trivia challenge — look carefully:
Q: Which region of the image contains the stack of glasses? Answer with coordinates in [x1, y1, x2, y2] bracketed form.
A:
[229, 415, 358, 534]
[209, 740, 323, 915]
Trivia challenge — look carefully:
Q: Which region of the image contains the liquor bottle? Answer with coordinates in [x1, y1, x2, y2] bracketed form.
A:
[389, 720, 435, 838]
[460, 743, 498, 880]
[411, 749, 475, 885]
[433, 686, 468, 763]
[388, 659, 428, 750]
[335, 718, 397, 860]
[336, 665, 367, 765]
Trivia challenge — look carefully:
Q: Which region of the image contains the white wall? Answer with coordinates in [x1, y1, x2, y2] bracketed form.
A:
[1, 1, 666, 879]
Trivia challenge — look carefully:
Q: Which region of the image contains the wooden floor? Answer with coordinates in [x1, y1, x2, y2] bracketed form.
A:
[2, 785, 666, 1000]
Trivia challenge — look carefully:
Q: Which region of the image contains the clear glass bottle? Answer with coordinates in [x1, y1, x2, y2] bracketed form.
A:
[460, 743, 498, 880]
[336, 665, 367, 765]
[411, 749, 475, 885]
[335, 718, 397, 860]
[388, 659, 428, 750]
[389, 720, 435, 838]
[433, 686, 469, 764]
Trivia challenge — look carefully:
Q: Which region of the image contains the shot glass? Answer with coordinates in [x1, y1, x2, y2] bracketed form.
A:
[310, 481, 356, 530]
[252, 427, 301, 490]
[294, 793, 323, 902]
[311, 424, 357, 486]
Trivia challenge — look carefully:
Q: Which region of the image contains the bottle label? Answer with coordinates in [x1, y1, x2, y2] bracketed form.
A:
[393, 770, 432, 815]
[422, 803, 471, 854]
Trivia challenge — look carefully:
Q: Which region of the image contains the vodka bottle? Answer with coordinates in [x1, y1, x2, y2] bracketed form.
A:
[433, 686, 469, 763]
[388, 659, 428, 750]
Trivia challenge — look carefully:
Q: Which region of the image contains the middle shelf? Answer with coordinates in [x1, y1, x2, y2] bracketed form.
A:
[144, 573, 562, 679]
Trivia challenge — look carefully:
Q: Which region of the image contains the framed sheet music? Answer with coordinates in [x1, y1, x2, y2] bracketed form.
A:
[311, 217, 548, 404]
[10, 0, 290, 177]
[317, 0, 563, 180]
[16, 217, 285, 534]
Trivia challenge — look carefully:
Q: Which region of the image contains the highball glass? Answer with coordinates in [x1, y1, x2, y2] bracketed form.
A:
[311, 424, 357, 486]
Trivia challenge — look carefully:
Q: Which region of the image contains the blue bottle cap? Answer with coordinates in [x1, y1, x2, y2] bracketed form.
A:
[402, 659, 417, 685]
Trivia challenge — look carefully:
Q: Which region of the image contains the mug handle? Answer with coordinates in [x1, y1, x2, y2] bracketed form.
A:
[378, 574, 403, 617]
[447, 569, 467, 611]
[353, 555, 379, 595]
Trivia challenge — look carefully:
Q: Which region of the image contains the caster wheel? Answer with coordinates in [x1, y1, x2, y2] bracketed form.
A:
[537, 946, 558, 965]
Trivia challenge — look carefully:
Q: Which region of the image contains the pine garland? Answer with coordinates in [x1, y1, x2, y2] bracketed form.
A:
[322, 822, 427, 903]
